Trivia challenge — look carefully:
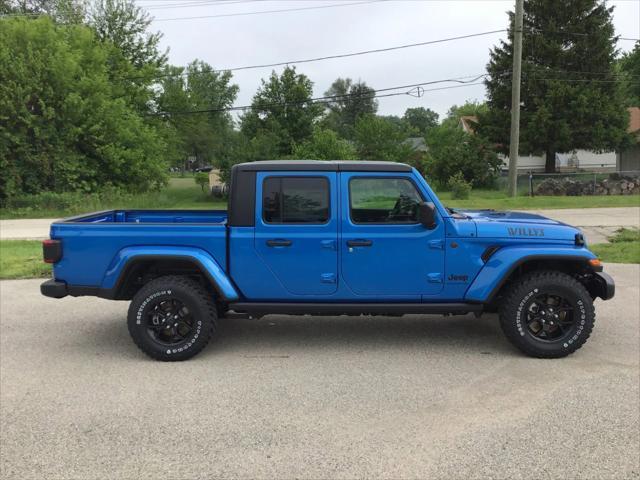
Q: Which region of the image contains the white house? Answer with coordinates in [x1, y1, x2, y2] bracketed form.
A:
[458, 115, 623, 172]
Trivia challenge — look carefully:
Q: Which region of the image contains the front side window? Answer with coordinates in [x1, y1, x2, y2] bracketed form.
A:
[263, 177, 330, 224]
[350, 177, 423, 224]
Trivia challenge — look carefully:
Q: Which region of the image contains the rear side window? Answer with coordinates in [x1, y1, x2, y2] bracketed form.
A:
[263, 177, 330, 224]
[350, 177, 423, 224]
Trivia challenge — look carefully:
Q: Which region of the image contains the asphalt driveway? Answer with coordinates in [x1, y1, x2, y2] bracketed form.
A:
[1, 264, 638, 479]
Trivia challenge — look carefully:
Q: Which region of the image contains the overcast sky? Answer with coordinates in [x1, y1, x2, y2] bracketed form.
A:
[140, 0, 640, 119]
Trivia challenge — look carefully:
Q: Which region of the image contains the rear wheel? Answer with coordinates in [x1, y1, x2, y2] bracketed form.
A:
[499, 271, 595, 358]
[127, 276, 217, 361]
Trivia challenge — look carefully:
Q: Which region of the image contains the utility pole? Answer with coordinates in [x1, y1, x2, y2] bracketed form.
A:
[507, 0, 524, 197]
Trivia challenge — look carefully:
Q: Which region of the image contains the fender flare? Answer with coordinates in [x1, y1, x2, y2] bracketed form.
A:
[464, 247, 596, 303]
[101, 246, 240, 301]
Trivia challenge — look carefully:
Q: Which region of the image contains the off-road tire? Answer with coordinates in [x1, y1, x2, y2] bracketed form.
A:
[127, 276, 217, 361]
[499, 270, 595, 358]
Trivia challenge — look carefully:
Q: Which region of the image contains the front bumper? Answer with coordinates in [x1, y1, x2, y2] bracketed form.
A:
[40, 279, 68, 298]
[594, 272, 615, 300]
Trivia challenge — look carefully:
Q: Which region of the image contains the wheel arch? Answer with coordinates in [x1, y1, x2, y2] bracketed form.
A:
[102, 247, 240, 302]
[465, 249, 599, 304]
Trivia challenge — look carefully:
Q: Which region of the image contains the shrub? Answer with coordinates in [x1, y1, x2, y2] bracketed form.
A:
[3, 187, 136, 211]
[194, 173, 209, 192]
[449, 172, 472, 199]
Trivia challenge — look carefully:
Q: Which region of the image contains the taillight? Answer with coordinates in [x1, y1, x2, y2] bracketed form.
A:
[42, 239, 62, 264]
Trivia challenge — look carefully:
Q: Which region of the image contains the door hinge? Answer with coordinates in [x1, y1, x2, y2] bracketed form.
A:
[427, 273, 442, 283]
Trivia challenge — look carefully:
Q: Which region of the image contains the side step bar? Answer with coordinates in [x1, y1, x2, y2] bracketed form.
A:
[228, 302, 482, 318]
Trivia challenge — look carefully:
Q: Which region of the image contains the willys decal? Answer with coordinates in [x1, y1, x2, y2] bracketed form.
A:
[507, 227, 545, 237]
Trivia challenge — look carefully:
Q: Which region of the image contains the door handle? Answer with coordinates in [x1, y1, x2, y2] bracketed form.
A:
[266, 239, 292, 247]
[347, 239, 373, 247]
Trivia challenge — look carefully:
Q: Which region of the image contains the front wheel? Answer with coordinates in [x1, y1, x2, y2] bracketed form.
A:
[127, 276, 217, 361]
[499, 271, 595, 358]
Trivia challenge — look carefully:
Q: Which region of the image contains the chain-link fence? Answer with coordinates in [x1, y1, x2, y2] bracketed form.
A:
[511, 170, 640, 196]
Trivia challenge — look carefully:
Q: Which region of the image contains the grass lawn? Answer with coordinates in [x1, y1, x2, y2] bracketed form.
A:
[0, 177, 227, 219]
[0, 240, 51, 279]
[439, 190, 640, 210]
[590, 228, 640, 264]
[1, 177, 639, 220]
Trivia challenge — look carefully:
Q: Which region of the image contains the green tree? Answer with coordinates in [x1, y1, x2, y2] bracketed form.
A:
[619, 42, 640, 106]
[403, 107, 439, 136]
[0, 0, 85, 23]
[157, 60, 239, 170]
[89, 0, 167, 114]
[215, 130, 284, 186]
[354, 114, 414, 162]
[292, 128, 358, 160]
[0, 16, 168, 199]
[90, 0, 166, 71]
[481, 0, 627, 172]
[378, 114, 420, 136]
[442, 101, 488, 128]
[241, 67, 323, 157]
[322, 78, 378, 139]
[426, 125, 501, 188]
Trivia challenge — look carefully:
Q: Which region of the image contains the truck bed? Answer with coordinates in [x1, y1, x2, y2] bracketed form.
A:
[60, 209, 227, 224]
[50, 210, 229, 288]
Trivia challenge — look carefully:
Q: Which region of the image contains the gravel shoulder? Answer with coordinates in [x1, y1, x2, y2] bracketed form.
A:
[1, 264, 638, 479]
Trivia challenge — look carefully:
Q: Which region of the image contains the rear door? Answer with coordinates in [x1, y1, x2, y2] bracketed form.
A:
[254, 172, 338, 296]
[340, 172, 445, 296]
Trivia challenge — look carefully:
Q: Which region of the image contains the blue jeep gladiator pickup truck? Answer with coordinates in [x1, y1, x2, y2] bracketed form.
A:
[41, 160, 614, 361]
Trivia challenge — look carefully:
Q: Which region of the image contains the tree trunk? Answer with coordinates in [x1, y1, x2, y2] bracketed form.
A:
[545, 148, 556, 173]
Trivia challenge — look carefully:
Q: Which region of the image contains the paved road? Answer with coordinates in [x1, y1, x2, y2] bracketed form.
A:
[1, 207, 638, 242]
[526, 207, 640, 243]
[1, 264, 638, 479]
[0, 218, 59, 240]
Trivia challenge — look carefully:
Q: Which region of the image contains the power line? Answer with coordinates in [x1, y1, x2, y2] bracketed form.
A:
[154, 83, 486, 116]
[530, 68, 640, 78]
[129, 29, 507, 81]
[521, 77, 640, 85]
[523, 77, 640, 84]
[152, 68, 640, 117]
[491, 69, 640, 83]
[142, 0, 263, 10]
[528, 28, 639, 42]
[0, 0, 380, 18]
[150, 74, 489, 116]
[152, 0, 384, 21]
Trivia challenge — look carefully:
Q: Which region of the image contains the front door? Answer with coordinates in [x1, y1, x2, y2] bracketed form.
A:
[340, 173, 445, 296]
[254, 172, 338, 296]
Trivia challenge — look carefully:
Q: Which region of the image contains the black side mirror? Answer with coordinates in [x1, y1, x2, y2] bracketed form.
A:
[418, 202, 437, 229]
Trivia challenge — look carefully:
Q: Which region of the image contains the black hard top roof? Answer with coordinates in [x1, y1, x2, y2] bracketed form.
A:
[233, 160, 412, 172]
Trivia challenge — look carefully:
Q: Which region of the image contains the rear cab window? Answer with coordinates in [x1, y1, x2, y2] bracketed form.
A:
[262, 176, 330, 224]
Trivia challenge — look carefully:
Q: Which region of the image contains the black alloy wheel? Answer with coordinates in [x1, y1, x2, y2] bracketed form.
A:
[524, 293, 576, 342]
[146, 299, 195, 346]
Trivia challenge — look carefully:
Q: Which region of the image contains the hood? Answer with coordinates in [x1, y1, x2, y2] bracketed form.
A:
[457, 209, 581, 242]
